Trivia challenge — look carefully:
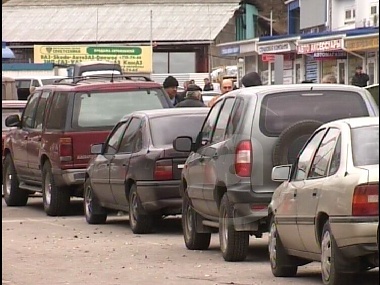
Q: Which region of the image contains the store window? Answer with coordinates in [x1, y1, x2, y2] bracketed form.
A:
[321, 59, 337, 82]
[153, 52, 196, 73]
[258, 58, 269, 85]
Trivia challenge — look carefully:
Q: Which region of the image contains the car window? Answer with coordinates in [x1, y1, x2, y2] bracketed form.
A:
[211, 98, 235, 144]
[15, 79, 31, 89]
[328, 135, 341, 176]
[45, 92, 69, 130]
[225, 98, 244, 139]
[21, 92, 41, 129]
[118, 118, 143, 153]
[351, 125, 379, 166]
[150, 115, 206, 146]
[308, 128, 340, 179]
[200, 100, 223, 144]
[32, 80, 40, 87]
[293, 129, 326, 181]
[260, 91, 369, 136]
[34, 91, 51, 129]
[104, 122, 128, 155]
[72, 89, 167, 129]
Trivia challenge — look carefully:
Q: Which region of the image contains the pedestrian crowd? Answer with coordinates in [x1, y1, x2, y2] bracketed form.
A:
[162, 66, 370, 108]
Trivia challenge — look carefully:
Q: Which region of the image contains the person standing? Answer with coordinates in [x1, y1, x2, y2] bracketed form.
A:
[203, 78, 214, 91]
[207, 79, 234, 107]
[351, 66, 369, 87]
[163, 76, 181, 106]
[175, 84, 206, 108]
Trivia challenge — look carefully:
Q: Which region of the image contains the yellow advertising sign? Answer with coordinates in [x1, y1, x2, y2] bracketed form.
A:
[344, 36, 379, 51]
[34, 45, 152, 73]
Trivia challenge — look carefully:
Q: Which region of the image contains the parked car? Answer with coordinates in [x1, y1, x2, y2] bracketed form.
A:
[14, 75, 65, 100]
[173, 84, 379, 262]
[365, 83, 379, 106]
[201, 90, 221, 106]
[3, 76, 173, 216]
[85, 108, 209, 234]
[2, 100, 27, 159]
[2, 76, 18, 100]
[268, 116, 379, 285]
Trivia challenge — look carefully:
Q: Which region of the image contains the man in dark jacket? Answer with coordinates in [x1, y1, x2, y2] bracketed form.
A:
[163, 75, 181, 106]
[351, 66, 370, 87]
[203, 78, 214, 91]
[241, 71, 262, 87]
[175, 84, 206, 108]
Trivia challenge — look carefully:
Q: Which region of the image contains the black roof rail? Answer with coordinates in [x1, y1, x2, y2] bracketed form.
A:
[53, 74, 153, 85]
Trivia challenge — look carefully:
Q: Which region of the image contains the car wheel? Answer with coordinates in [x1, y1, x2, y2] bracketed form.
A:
[3, 155, 28, 206]
[219, 193, 249, 262]
[42, 161, 71, 216]
[83, 178, 107, 224]
[128, 184, 153, 234]
[321, 221, 350, 285]
[268, 216, 298, 277]
[182, 191, 211, 250]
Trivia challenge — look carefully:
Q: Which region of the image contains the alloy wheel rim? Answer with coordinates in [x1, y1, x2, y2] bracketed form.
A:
[84, 185, 92, 217]
[268, 222, 277, 267]
[185, 203, 193, 237]
[321, 231, 332, 281]
[220, 207, 228, 252]
[5, 168, 12, 196]
[130, 192, 138, 226]
[44, 173, 52, 205]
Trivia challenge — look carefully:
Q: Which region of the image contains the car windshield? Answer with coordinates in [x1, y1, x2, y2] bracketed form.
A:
[260, 90, 370, 136]
[2, 109, 23, 129]
[351, 125, 379, 166]
[72, 88, 167, 128]
[150, 115, 206, 146]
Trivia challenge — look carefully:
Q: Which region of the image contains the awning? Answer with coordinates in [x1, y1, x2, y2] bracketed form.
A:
[2, 42, 15, 59]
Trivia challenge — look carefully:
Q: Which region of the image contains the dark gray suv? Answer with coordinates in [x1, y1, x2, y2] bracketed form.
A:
[174, 84, 379, 262]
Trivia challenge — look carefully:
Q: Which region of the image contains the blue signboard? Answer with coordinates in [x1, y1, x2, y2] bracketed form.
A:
[305, 55, 318, 82]
[220, 46, 240, 56]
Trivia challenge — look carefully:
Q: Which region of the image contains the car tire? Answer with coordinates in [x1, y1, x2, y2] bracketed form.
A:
[42, 161, 71, 216]
[272, 120, 323, 166]
[182, 191, 211, 250]
[219, 193, 249, 262]
[83, 178, 107, 224]
[3, 155, 29, 206]
[128, 184, 153, 234]
[321, 221, 350, 285]
[268, 216, 298, 277]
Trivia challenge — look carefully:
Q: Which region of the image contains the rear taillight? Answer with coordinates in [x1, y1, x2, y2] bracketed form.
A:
[352, 183, 379, 216]
[235, 140, 252, 177]
[59, 137, 73, 162]
[154, 159, 173, 180]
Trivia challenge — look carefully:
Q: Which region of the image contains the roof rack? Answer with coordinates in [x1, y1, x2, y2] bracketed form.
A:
[53, 74, 153, 85]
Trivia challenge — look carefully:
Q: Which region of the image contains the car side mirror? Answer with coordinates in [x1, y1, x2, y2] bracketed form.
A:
[173, 136, 193, 152]
[90, 143, 104, 155]
[271, 164, 292, 182]
[5, 114, 21, 128]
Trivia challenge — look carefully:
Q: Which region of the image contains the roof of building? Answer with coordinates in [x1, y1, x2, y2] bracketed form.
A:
[2, 1, 240, 43]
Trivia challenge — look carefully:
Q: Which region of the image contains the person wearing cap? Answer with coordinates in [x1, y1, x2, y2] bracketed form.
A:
[163, 75, 181, 106]
[351, 66, 369, 87]
[175, 84, 206, 108]
[241, 71, 262, 87]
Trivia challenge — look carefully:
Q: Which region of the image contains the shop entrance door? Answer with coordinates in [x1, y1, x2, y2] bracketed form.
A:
[337, 60, 346, 84]
[367, 58, 377, 85]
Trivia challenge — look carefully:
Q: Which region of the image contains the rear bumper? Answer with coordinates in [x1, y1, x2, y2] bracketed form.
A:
[52, 168, 86, 187]
[330, 216, 378, 258]
[136, 180, 182, 213]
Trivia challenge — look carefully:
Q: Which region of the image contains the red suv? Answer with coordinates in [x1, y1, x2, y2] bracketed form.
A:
[3, 76, 172, 216]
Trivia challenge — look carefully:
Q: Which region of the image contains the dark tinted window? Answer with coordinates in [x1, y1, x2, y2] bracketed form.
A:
[104, 122, 128, 155]
[72, 89, 167, 129]
[34, 91, 51, 129]
[308, 128, 340, 179]
[260, 91, 369, 136]
[22, 92, 40, 128]
[226, 98, 244, 138]
[46, 92, 69, 130]
[32, 80, 40, 87]
[15, 79, 31, 89]
[200, 100, 223, 143]
[293, 129, 326, 181]
[150, 115, 206, 146]
[212, 98, 235, 143]
[351, 125, 379, 166]
[119, 118, 143, 153]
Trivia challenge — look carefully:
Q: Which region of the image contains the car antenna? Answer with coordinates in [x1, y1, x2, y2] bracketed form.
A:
[344, 142, 349, 177]
[110, 54, 118, 83]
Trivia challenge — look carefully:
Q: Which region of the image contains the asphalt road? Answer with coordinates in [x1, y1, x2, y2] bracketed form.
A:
[2, 197, 379, 285]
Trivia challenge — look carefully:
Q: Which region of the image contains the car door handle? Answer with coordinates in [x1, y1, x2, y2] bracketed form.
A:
[312, 188, 318, 197]
[23, 135, 28, 140]
[293, 189, 297, 197]
[212, 153, 219, 159]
